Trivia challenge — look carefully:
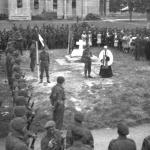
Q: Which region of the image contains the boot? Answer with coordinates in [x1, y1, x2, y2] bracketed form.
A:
[47, 78, 50, 83]
[39, 79, 43, 83]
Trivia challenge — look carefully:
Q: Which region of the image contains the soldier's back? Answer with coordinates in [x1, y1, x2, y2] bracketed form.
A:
[109, 137, 136, 150]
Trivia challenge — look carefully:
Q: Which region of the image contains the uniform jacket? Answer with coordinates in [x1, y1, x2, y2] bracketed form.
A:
[5, 130, 28, 150]
[50, 83, 65, 107]
[108, 136, 136, 150]
[41, 129, 62, 150]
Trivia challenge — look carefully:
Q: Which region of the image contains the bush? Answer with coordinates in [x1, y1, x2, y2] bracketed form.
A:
[32, 11, 57, 20]
[85, 13, 100, 20]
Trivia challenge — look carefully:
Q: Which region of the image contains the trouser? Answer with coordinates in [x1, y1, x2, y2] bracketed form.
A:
[53, 103, 65, 130]
[30, 58, 36, 72]
[84, 62, 91, 76]
[40, 63, 49, 80]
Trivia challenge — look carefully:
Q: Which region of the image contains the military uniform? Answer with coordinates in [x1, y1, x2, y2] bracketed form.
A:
[39, 49, 50, 83]
[108, 137, 136, 150]
[30, 42, 36, 72]
[81, 47, 92, 78]
[50, 82, 65, 130]
[5, 117, 29, 150]
[108, 123, 136, 150]
[66, 112, 94, 149]
[41, 121, 63, 150]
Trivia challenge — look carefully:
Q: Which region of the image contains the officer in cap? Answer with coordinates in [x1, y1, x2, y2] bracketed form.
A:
[66, 112, 94, 149]
[41, 120, 62, 150]
[5, 117, 29, 150]
[108, 123, 136, 150]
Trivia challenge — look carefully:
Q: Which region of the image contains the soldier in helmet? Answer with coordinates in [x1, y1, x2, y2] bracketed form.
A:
[81, 45, 93, 78]
[66, 112, 94, 149]
[108, 123, 136, 150]
[5, 117, 29, 150]
[50, 76, 65, 130]
[41, 120, 62, 150]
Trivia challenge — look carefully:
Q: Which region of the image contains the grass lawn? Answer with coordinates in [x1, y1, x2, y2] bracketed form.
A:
[17, 46, 150, 132]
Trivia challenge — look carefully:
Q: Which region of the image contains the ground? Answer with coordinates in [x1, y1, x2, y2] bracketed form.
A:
[20, 47, 150, 131]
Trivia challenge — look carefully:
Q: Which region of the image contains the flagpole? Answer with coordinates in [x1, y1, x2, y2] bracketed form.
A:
[36, 41, 40, 82]
[67, 25, 71, 55]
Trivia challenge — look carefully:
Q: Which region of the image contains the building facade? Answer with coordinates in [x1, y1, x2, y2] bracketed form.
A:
[0, 0, 109, 20]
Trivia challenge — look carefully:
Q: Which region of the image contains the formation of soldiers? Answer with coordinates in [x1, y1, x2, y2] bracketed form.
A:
[5, 33, 36, 150]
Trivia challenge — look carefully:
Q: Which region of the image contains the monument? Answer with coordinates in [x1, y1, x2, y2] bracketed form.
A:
[8, 0, 31, 20]
[65, 39, 98, 63]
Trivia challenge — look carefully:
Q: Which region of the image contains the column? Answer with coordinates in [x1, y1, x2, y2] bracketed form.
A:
[67, 0, 72, 18]
[64, 0, 67, 19]
[76, 0, 82, 18]
[83, 0, 88, 18]
[45, 0, 53, 12]
[57, 0, 64, 19]
[106, 0, 109, 16]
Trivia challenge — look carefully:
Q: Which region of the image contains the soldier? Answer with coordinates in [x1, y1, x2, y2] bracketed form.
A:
[41, 120, 62, 150]
[39, 46, 50, 83]
[81, 46, 93, 78]
[5, 117, 29, 150]
[66, 112, 94, 149]
[50, 76, 65, 130]
[30, 41, 36, 72]
[108, 123, 136, 150]
[141, 135, 150, 150]
[67, 127, 92, 150]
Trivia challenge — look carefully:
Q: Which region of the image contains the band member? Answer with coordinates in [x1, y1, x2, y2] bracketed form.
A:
[99, 46, 113, 78]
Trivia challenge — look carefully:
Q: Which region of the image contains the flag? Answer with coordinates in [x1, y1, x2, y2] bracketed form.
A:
[38, 34, 45, 47]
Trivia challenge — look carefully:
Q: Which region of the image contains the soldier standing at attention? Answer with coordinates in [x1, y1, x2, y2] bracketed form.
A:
[50, 76, 65, 130]
[39, 46, 50, 83]
[30, 41, 36, 72]
[81, 45, 93, 78]
[108, 123, 136, 150]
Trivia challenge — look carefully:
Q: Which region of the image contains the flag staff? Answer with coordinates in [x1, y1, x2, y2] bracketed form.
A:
[36, 41, 40, 82]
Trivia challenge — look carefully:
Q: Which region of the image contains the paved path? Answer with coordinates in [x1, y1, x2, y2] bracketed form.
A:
[1, 124, 149, 150]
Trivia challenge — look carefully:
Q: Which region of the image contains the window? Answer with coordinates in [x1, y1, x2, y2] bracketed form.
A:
[34, 0, 39, 9]
[17, 0, 23, 8]
[72, 0, 76, 8]
[53, 0, 57, 12]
